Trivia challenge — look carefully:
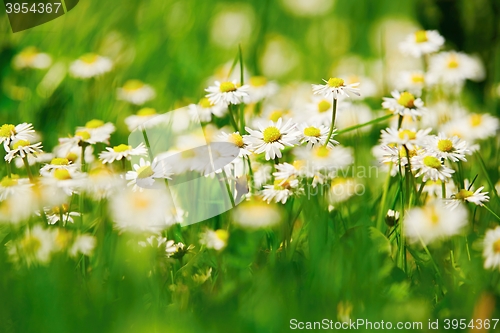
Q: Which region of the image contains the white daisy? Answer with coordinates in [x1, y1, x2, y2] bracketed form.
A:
[328, 178, 360, 204]
[12, 47, 52, 70]
[99, 143, 148, 164]
[40, 168, 87, 196]
[294, 145, 354, 173]
[421, 179, 457, 198]
[0, 175, 32, 201]
[447, 182, 489, 209]
[188, 97, 227, 122]
[5, 139, 43, 162]
[231, 199, 283, 229]
[124, 108, 164, 132]
[69, 234, 96, 257]
[396, 70, 426, 94]
[40, 157, 78, 173]
[244, 76, 279, 103]
[117, 80, 156, 105]
[443, 113, 500, 143]
[405, 200, 468, 245]
[483, 226, 500, 270]
[199, 229, 229, 251]
[385, 209, 400, 227]
[262, 177, 301, 204]
[217, 131, 251, 157]
[6, 226, 58, 266]
[245, 118, 301, 160]
[312, 77, 360, 99]
[427, 51, 485, 86]
[382, 90, 426, 119]
[125, 158, 173, 190]
[298, 123, 337, 148]
[84, 167, 124, 200]
[69, 53, 113, 79]
[205, 80, 250, 105]
[109, 187, 173, 233]
[411, 154, 455, 182]
[426, 133, 469, 162]
[399, 30, 444, 58]
[138, 235, 168, 248]
[380, 127, 432, 149]
[44, 204, 81, 225]
[0, 123, 35, 151]
[75, 119, 115, 144]
[165, 240, 194, 259]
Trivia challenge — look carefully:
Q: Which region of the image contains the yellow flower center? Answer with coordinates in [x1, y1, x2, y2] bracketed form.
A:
[249, 76, 268, 87]
[397, 92, 416, 108]
[66, 152, 78, 163]
[425, 207, 440, 225]
[113, 144, 131, 153]
[399, 147, 417, 158]
[54, 169, 72, 180]
[215, 229, 229, 242]
[199, 97, 214, 108]
[137, 107, 157, 116]
[455, 189, 473, 200]
[317, 100, 331, 113]
[0, 124, 16, 138]
[493, 239, 500, 254]
[80, 53, 98, 64]
[398, 129, 417, 140]
[19, 46, 39, 60]
[262, 126, 281, 143]
[437, 139, 454, 152]
[55, 229, 72, 248]
[136, 165, 154, 179]
[52, 203, 69, 214]
[314, 146, 330, 158]
[1, 175, 19, 187]
[327, 78, 344, 88]
[133, 195, 151, 209]
[273, 179, 291, 190]
[21, 235, 41, 255]
[85, 119, 104, 129]
[304, 126, 321, 137]
[75, 131, 91, 141]
[123, 80, 145, 91]
[12, 140, 30, 149]
[411, 74, 425, 83]
[269, 110, 284, 122]
[470, 114, 482, 127]
[51, 158, 69, 165]
[219, 81, 237, 93]
[293, 160, 305, 170]
[447, 57, 459, 68]
[229, 133, 244, 147]
[423, 156, 442, 169]
[414, 30, 428, 43]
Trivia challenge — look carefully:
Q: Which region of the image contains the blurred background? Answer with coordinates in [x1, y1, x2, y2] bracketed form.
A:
[1, 0, 500, 332]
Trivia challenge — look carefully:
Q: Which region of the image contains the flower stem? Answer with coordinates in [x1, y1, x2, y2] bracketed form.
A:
[6, 160, 12, 178]
[324, 98, 338, 147]
[22, 156, 34, 182]
[227, 104, 240, 132]
[483, 205, 500, 222]
[336, 114, 392, 135]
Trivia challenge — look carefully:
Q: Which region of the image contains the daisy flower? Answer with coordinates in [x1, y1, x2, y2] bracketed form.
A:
[44, 204, 81, 225]
[422, 179, 457, 198]
[231, 199, 283, 229]
[328, 178, 360, 204]
[69, 53, 113, 79]
[99, 143, 148, 164]
[245, 118, 301, 160]
[205, 80, 250, 105]
[84, 167, 124, 200]
[69, 234, 96, 257]
[304, 96, 334, 125]
[446, 113, 500, 143]
[12, 46, 52, 70]
[483, 226, 500, 270]
[244, 76, 279, 103]
[399, 30, 444, 58]
[312, 77, 360, 99]
[427, 51, 485, 86]
[165, 240, 194, 259]
[0, 123, 35, 151]
[138, 235, 168, 248]
[382, 90, 426, 119]
[40, 157, 78, 173]
[0, 175, 32, 201]
[5, 139, 43, 162]
[75, 119, 115, 144]
[396, 70, 426, 94]
[385, 209, 400, 227]
[124, 108, 164, 131]
[446, 181, 489, 209]
[262, 177, 302, 204]
[294, 145, 354, 173]
[199, 229, 229, 251]
[125, 158, 173, 190]
[411, 154, 455, 182]
[217, 131, 251, 157]
[426, 133, 469, 162]
[380, 127, 432, 149]
[40, 168, 87, 196]
[405, 200, 468, 245]
[109, 187, 173, 233]
[188, 97, 227, 122]
[298, 123, 338, 148]
[273, 161, 306, 179]
[117, 79, 156, 105]
[6, 225, 58, 266]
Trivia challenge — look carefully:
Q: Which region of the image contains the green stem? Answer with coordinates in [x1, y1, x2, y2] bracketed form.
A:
[22, 156, 34, 182]
[221, 170, 236, 208]
[227, 104, 240, 132]
[6, 161, 12, 178]
[441, 182, 446, 199]
[336, 114, 392, 135]
[324, 98, 338, 146]
[483, 205, 500, 222]
[376, 163, 393, 230]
